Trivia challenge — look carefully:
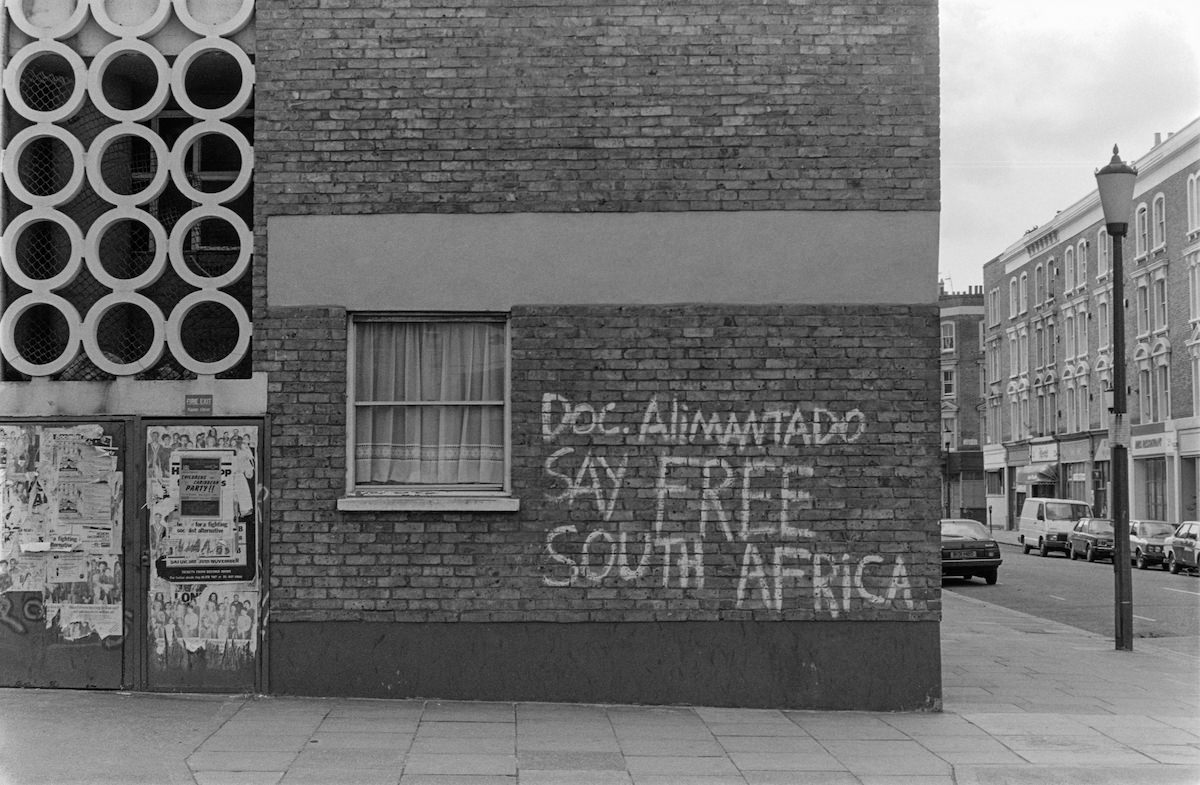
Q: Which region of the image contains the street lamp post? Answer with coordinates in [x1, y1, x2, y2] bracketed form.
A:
[1095, 145, 1137, 652]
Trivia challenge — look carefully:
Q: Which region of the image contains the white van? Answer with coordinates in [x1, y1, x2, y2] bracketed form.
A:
[1018, 497, 1093, 557]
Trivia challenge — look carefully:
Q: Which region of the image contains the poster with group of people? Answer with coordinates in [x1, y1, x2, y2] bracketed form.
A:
[0, 424, 124, 641]
[146, 424, 261, 674]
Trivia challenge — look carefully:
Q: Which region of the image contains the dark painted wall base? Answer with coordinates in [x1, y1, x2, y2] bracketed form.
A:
[270, 621, 942, 711]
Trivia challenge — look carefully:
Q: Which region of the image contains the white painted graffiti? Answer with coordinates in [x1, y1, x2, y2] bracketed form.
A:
[542, 394, 867, 448]
[538, 393, 920, 614]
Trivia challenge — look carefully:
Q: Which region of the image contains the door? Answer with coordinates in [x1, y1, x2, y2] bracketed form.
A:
[0, 420, 130, 688]
[144, 420, 265, 692]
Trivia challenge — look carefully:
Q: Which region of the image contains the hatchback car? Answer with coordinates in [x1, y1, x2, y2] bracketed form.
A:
[1068, 517, 1114, 563]
[1129, 520, 1175, 570]
[940, 519, 1002, 584]
[1165, 521, 1200, 575]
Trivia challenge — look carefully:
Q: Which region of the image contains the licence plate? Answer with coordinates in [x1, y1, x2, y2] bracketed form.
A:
[954, 550, 977, 559]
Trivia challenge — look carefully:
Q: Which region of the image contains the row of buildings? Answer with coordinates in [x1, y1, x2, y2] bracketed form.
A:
[940, 119, 1200, 531]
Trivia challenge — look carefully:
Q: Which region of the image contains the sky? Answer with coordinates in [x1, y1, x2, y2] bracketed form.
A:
[938, 0, 1200, 290]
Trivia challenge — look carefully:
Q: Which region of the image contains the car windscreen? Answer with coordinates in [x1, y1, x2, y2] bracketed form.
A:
[1045, 503, 1090, 521]
[941, 520, 991, 540]
[1088, 520, 1114, 535]
[1139, 522, 1175, 538]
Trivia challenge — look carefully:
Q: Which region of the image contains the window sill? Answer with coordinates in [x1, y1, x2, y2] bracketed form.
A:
[337, 494, 520, 513]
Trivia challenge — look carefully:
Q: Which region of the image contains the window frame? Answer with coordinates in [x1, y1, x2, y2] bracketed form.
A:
[1151, 193, 1166, 252]
[340, 312, 519, 512]
[1135, 203, 1149, 258]
[941, 321, 955, 353]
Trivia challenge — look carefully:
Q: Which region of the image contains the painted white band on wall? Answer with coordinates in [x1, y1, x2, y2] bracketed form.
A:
[171, 37, 255, 121]
[168, 206, 252, 288]
[7, 0, 90, 40]
[85, 208, 169, 290]
[2, 41, 88, 124]
[1, 208, 84, 291]
[171, 0, 254, 37]
[3, 124, 86, 208]
[166, 291, 251, 376]
[87, 39, 172, 123]
[89, 0, 173, 39]
[86, 122, 170, 206]
[0, 293, 82, 377]
[169, 121, 254, 205]
[81, 292, 166, 375]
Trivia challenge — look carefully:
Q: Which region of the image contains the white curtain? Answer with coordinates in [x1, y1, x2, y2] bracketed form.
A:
[355, 321, 504, 486]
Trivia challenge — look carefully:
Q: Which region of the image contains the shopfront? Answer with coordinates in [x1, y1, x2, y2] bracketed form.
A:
[1131, 429, 1174, 521]
[1059, 438, 1094, 508]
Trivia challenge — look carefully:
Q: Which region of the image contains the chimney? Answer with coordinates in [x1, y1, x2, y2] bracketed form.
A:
[1154, 132, 1162, 146]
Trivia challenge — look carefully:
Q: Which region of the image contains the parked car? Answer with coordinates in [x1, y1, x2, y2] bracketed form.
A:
[1165, 521, 1200, 575]
[1129, 520, 1175, 570]
[940, 518, 1002, 585]
[1067, 518, 1114, 563]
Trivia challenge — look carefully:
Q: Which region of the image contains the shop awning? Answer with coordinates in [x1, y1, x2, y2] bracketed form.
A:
[1016, 463, 1058, 484]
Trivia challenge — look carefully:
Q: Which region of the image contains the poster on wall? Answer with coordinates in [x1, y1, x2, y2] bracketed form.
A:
[146, 424, 260, 675]
[0, 424, 123, 643]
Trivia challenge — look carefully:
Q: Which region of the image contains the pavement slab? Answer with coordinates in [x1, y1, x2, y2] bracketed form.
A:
[2, 591, 1199, 785]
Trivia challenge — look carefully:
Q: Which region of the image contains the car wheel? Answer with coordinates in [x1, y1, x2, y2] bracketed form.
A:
[1069, 542, 1078, 560]
[1169, 553, 1181, 574]
[1039, 539, 1049, 557]
[984, 569, 998, 585]
[1086, 543, 1095, 563]
[1136, 550, 1148, 570]
[1022, 538, 1031, 555]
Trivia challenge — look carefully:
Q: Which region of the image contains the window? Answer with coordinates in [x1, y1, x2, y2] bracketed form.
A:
[1077, 241, 1088, 286]
[1047, 387, 1057, 435]
[1076, 306, 1088, 357]
[1008, 334, 1019, 377]
[1098, 299, 1110, 350]
[346, 315, 512, 506]
[942, 368, 956, 397]
[1190, 253, 1200, 321]
[1156, 364, 1170, 421]
[1153, 278, 1168, 332]
[1137, 283, 1151, 336]
[1064, 313, 1075, 358]
[1009, 278, 1018, 319]
[1018, 330, 1028, 371]
[1064, 246, 1075, 290]
[1035, 324, 1045, 368]
[941, 321, 955, 352]
[1035, 264, 1045, 304]
[1188, 173, 1199, 235]
[1097, 229, 1110, 278]
[1070, 379, 1080, 429]
[1136, 204, 1149, 257]
[1019, 273, 1029, 313]
[1139, 368, 1154, 422]
[1078, 379, 1088, 431]
[942, 416, 957, 447]
[1152, 194, 1166, 250]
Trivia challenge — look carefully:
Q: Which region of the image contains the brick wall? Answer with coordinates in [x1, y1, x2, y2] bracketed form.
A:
[265, 304, 941, 625]
[254, 0, 940, 216]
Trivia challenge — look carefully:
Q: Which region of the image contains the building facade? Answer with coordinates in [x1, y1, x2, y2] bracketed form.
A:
[981, 119, 1200, 531]
[939, 285, 985, 522]
[1, 0, 943, 709]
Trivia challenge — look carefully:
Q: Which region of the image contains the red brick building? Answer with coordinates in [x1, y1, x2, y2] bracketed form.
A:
[2, 0, 942, 709]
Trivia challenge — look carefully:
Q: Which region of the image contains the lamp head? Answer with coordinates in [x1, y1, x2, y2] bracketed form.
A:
[1095, 144, 1138, 235]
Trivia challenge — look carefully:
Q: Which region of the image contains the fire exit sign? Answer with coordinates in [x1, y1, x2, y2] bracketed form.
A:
[184, 394, 214, 415]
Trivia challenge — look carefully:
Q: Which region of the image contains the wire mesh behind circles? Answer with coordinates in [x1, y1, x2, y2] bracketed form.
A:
[2, 5, 254, 382]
